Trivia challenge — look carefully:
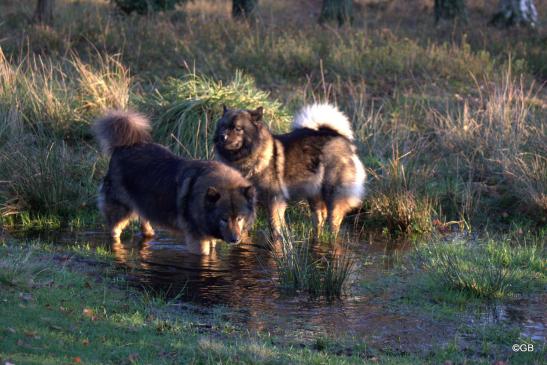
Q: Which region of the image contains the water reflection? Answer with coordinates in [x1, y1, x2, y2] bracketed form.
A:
[10, 228, 544, 346]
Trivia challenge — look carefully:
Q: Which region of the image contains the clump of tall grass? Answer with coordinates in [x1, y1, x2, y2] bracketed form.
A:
[368, 151, 433, 234]
[502, 153, 547, 219]
[270, 225, 355, 299]
[414, 234, 545, 299]
[0, 50, 131, 138]
[148, 70, 291, 158]
[429, 67, 545, 222]
[0, 244, 51, 288]
[0, 138, 101, 220]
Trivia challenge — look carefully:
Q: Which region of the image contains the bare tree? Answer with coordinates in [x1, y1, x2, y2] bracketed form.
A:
[490, 0, 538, 27]
[434, 0, 466, 23]
[232, 0, 257, 19]
[33, 0, 55, 25]
[319, 0, 353, 26]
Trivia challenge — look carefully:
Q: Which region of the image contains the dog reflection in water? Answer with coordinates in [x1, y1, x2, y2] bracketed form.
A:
[111, 235, 219, 273]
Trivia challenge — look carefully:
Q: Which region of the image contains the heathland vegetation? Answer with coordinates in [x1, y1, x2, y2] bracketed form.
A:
[0, 0, 545, 364]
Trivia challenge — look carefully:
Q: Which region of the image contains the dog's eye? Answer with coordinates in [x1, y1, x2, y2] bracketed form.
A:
[236, 217, 243, 222]
[235, 127, 243, 132]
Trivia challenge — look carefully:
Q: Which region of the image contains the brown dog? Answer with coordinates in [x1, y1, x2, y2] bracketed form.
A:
[94, 111, 256, 254]
[214, 103, 366, 240]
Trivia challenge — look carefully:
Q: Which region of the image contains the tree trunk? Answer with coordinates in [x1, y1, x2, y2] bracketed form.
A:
[33, 0, 55, 25]
[434, 0, 466, 23]
[490, 0, 538, 28]
[319, 0, 353, 26]
[232, 0, 257, 19]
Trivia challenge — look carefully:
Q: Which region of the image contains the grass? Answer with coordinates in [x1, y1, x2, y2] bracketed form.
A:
[0, 239, 484, 365]
[270, 225, 355, 299]
[413, 231, 546, 299]
[148, 70, 291, 158]
[0, 0, 545, 230]
[0, 139, 102, 220]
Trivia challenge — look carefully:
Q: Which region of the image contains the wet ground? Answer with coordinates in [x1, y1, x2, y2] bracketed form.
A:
[12, 228, 546, 353]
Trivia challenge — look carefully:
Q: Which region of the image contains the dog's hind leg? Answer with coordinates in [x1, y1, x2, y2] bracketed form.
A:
[101, 201, 133, 238]
[326, 199, 352, 238]
[140, 219, 155, 238]
[267, 197, 287, 242]
[308, 197, 327, 241]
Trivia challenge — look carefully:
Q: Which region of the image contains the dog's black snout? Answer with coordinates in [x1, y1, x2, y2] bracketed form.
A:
[229, 235, 241, 244]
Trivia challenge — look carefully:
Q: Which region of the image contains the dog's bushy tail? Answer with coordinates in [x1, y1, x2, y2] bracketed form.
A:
[292, 103, 354, 140]
[93, 111, 152, 155]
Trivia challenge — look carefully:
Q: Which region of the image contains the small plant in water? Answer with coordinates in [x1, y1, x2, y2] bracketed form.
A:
[270, 224, 355, 300]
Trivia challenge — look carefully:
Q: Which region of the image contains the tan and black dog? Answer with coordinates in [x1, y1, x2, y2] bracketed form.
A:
[214, 103, 366, 240]
[94, 111, 256, 254]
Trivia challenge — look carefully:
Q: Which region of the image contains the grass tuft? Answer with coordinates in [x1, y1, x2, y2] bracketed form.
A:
[414, 234, 545, 299]
[0, 139, 102, 220]
[148, 71, 291, 158]
[270, 225, 355, 299]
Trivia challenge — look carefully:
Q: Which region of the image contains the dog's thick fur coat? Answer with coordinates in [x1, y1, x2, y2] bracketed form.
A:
[214, 103, 366, 238]
[94, 111, 256, 254]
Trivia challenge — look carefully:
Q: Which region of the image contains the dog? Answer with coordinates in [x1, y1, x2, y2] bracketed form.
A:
[93, 111, 256, 254]
[214, 103, 366, 240]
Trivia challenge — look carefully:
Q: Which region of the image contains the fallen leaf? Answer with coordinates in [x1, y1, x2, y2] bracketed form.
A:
[82, 339, 90, 346]
[7, 327, 16, 334]
[73, 357, 81, 364]
[16, 339, 24, 346]
[82, 308, 93, 318]
[84, 282, 92, 289]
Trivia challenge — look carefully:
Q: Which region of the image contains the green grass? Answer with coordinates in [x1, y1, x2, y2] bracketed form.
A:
[2, 238, 545, 364]
[148, 70, 291, 158]
[413, 233, 545, 299]
[270, 225, 355, 299]
[0, 0, 545, 229]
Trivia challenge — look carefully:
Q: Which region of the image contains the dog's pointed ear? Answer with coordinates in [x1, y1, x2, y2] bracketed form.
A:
[242, 185, 256, 202]
[222, 104, 229, 115]
[249, 107, 264, 123]
[205, 187, 221, 204]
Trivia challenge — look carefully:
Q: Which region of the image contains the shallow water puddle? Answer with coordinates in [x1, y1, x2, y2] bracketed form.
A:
[14, 229, 545, 350]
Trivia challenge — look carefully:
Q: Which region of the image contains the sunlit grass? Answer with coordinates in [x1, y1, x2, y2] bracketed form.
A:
[414, 233, 546, 299]
[149, 70, 291, 158]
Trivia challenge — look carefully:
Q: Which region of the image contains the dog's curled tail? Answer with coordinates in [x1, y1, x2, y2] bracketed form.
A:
[292, 103, 354, 141]
[93, 111, 152, 155]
